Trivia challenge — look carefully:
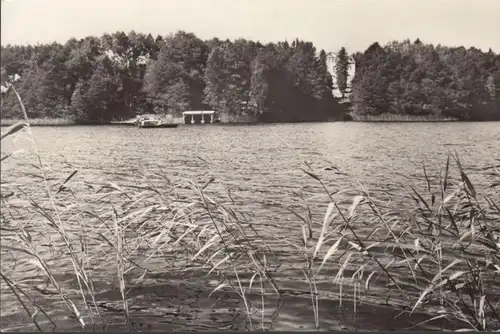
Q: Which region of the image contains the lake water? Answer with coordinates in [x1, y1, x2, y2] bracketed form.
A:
[1, 122, 499, 331]
[3, 121, 499, 193]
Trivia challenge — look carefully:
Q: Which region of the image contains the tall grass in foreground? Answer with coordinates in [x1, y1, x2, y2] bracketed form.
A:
[1, 80, 499, 331]
[296, 156, 499, 331]
[1, 83, 282, 331]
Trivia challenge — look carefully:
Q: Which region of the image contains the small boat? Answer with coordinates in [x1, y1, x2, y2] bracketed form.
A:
[136, 118, 179, 128]
[138, 123, 179, 128]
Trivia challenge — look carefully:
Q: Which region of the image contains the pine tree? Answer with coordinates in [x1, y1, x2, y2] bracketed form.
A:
[335, 47, 350, 98]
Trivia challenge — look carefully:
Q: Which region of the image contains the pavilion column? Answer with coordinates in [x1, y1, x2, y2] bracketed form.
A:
[191, 115, 194, 124]
[210, 114, 214, 123]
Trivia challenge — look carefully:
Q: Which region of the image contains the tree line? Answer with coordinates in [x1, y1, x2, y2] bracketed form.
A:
[1, 32, 499, 122]
[0, 31, 342, 123]
[351, 39, 500, 121]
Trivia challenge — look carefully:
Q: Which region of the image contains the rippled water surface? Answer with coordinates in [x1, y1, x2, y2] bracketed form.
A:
[4, 122, 499, 199]
[1, 122, 499, 331]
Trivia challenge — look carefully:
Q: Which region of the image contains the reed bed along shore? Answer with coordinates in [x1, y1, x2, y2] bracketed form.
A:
[1, 84, 499, 332]
[0, 118, 77, 127]
[350, 113, 459, 122]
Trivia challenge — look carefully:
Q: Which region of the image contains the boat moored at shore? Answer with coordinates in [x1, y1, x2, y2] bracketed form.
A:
[137, 122, 178, 128]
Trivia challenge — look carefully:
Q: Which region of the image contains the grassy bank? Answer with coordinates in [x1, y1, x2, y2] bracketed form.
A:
[1, 85, 499, 332]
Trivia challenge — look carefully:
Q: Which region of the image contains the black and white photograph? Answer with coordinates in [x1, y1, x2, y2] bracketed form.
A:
[1, 0, 499, 331]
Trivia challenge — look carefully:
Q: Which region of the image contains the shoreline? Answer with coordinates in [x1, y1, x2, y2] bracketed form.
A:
[1, 118, 499, 127]
[0, 118, 500, 127]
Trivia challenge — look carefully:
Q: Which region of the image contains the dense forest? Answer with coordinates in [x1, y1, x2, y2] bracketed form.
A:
[0, 31, 340, 123]
[1, 32, 500, 122]
[352, 39, 500, 121]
